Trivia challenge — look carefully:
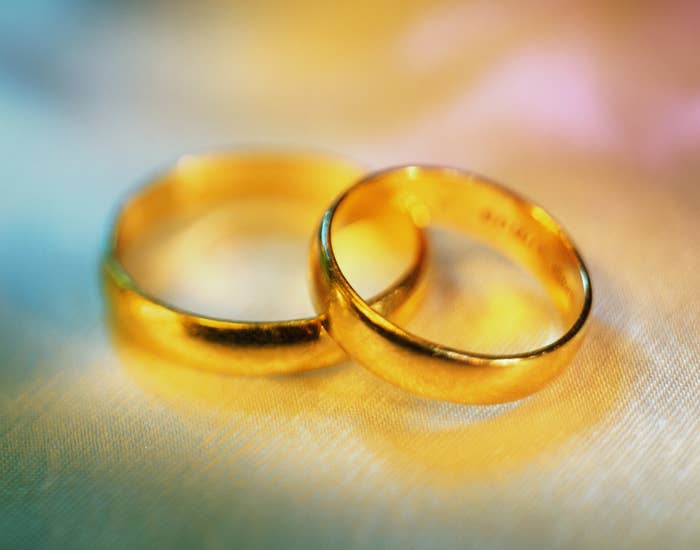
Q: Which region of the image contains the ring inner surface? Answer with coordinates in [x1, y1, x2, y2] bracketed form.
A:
[331, 169, 588, 343]
[113, 153, 365, 321]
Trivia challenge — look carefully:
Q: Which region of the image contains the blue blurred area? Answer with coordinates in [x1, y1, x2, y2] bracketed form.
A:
[0, 3, 145, 384]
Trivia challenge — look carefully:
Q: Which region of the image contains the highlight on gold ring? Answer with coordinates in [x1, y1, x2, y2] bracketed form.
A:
[310, 165, 593, 404]
[102, 151, 428, 375]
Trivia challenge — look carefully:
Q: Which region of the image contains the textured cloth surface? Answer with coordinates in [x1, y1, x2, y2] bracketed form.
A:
[1, 2, 699, 549]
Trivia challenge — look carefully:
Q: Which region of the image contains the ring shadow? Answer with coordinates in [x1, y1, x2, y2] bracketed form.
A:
[107, 312, 631, 485]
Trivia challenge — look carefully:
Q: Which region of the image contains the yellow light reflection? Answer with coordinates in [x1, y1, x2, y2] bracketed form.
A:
[107, 219, 626, 485]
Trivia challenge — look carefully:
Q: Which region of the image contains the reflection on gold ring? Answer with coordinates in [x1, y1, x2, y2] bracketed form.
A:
[108, 265, 628, 485]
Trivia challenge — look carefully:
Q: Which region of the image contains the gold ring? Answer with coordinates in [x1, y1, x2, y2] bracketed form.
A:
[103, 151, 428, 375]
[310, 166, 592, 404]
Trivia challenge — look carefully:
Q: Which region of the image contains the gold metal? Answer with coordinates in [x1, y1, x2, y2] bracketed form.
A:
[103, 151, 427, 375]
[310, 166, 593, 404]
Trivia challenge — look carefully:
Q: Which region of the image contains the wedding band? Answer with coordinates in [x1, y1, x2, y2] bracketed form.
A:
[103, 152, 427, 375]
[310, 166, 592, 404]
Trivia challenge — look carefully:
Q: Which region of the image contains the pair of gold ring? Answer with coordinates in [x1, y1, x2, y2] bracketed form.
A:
[103, 151, 592, 405]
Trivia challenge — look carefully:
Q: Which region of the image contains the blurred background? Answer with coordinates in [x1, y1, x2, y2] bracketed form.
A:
[1, 1, 698, 549]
